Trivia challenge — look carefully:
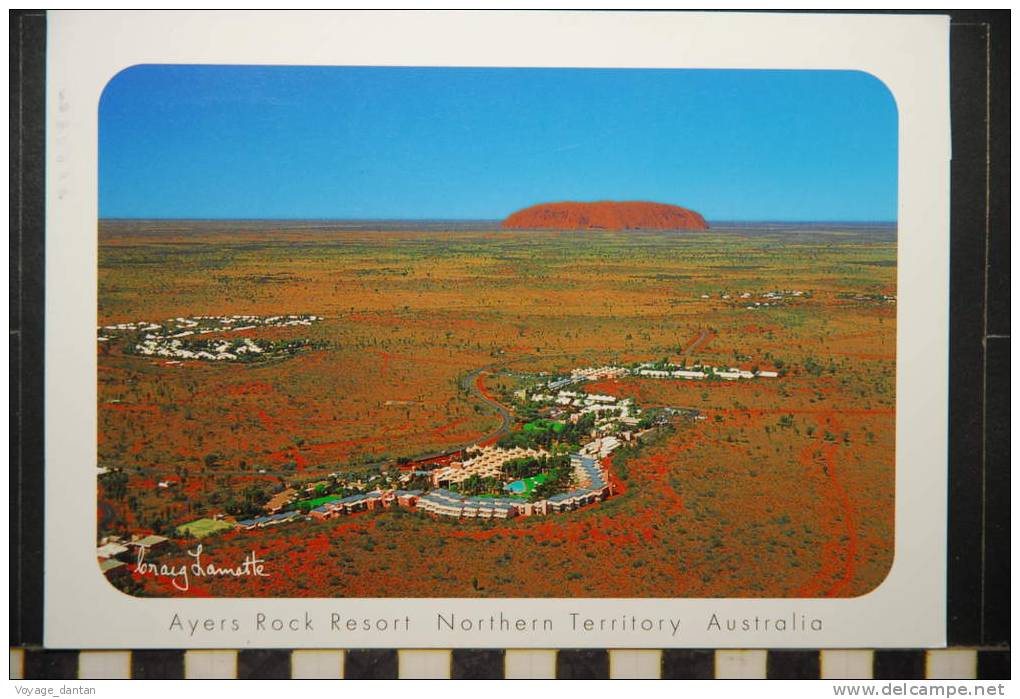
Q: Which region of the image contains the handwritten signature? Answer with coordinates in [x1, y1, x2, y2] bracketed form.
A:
[133, 544, 268, 592]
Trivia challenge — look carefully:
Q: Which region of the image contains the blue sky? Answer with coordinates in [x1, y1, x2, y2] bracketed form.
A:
[99, 66, 897, 222]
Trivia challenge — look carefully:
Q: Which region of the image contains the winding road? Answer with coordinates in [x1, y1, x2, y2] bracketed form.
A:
[395, 362, 517, 467]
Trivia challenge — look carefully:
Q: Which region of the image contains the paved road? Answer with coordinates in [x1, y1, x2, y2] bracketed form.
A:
[458, 364, 514, 439]
[395, 362, 518, 466]
[388, 355, 568, 466]
[382, 351, 579, 466]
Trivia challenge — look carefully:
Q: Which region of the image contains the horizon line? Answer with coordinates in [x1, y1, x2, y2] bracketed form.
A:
[98, 216, 899, 225]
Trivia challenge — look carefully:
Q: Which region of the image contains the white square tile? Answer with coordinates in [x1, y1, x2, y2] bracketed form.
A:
[78, 651, 131, 679]
[398, 650, 451, 679]
[184, 650, 237, 679]
[715, 650, 767, 679]
[291, 650, 344, 679]
[504, 650, 557, 679]
[927, 650, 977, 679]
[821, 650, 874, 679]
[10, 649, 24, 680]
[610, 650, 661, 679]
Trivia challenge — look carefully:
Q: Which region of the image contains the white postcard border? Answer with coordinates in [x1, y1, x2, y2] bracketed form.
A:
[44, 11, 950, 649]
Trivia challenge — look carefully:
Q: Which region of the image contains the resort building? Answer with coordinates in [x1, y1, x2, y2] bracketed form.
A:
[99, 558, 128, 578]
[570, 365, 630, 381]
[579, 435, 621, 459]
[430, 446, 548, 487]
[395, 489, 423, 507]
[671, 370, 706, 380]
[96, 542, 129, 560]
[305, 490, 385, 521]
[236, 510, 302, 529]
[128, 534, 170, 552]
[415, 488, 522, 519]
[266, 488, 297, 514]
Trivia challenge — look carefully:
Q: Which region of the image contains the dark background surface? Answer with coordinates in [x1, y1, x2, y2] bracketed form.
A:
[10, 8, 46, 650]
[8, 9, 1010, 677]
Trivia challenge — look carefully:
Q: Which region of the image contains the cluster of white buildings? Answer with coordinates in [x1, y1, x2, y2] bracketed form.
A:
[526, 389, 635, 420]
[636, 363, 777, 381]
[524, 370, 652, 442]
[134, 335, 268, 361]
[96, 313, 321, 362]
[98, 314, 319, 342]
[570, 365, 630, 381]
[540, 359, 780, 391]
[840, 293, 896, 303]
[173, 314, 320, 330]
[538, 362, 781, 388]
[737, 290, 805, 310]
[97, 320, 163, 341]
[698, 289, 810, 309]
[97, 314, 318, 338]
[721, 290, 807, 301]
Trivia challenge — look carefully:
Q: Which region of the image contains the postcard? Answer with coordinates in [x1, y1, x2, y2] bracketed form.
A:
[44, 11, 950, 648]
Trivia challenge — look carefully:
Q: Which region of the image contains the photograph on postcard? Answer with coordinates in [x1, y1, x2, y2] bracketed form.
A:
[95, 65, 899, 601]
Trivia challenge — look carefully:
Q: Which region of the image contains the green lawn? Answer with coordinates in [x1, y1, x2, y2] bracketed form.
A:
[523, 419, 565, 434]
[177, 517, 235, 538]
[294, 494, 344, 509]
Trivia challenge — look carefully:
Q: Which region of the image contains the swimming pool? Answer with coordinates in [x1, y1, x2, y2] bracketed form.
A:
[504, 473, 550, 495]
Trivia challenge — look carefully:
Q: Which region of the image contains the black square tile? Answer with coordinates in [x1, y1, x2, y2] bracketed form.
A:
[344, 649, 398, 679]
[661, 649, 714, 679]
[977, 650, 1010, 680]
[452, 649, 504, 679]
[873, 650, 925, 679]
[767, 650, 820, 679]
[23, 650, 78, 680]
[556, 649, 609, 679]
[130, 650, 185, 679]
[237, 649, 291, 679]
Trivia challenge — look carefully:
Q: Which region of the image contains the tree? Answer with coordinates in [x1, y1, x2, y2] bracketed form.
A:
[100, 470, 129, 501]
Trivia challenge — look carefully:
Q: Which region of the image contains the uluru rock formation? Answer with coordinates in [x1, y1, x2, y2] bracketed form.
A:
[502, 200, 709, 231]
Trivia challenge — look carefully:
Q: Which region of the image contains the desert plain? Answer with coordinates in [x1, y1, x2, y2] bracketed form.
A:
[97, 220, 896, 598]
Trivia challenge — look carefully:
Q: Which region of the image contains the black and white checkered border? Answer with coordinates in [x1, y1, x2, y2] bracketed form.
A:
[8, 12, 1009, 686]
[9, 648, 1010, 680]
